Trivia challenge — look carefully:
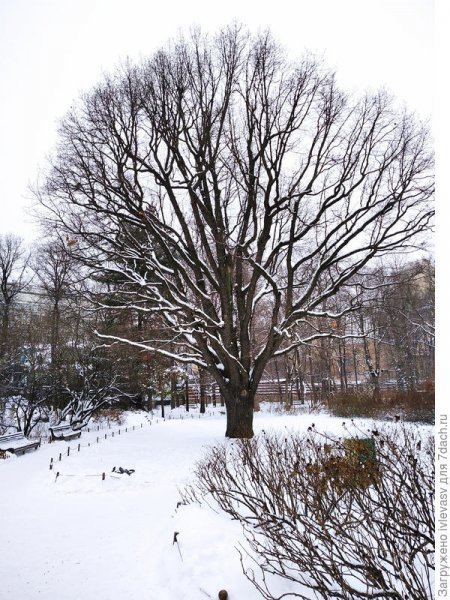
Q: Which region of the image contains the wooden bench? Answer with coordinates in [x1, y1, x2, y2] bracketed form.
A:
[0, 432, 40, 457]
[49, 422, 81, 442]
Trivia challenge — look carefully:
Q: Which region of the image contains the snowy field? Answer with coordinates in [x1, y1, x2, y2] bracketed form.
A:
[0, 407, 433, 600]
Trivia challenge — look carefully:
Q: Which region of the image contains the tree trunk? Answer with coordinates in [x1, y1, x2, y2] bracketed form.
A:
[185, 379, 189, 412]
[50, 301, 60, 368]
[199, 369, 206, 414]
[170, 375, 177, 410]
[371, 374, 381, 402]
[224, 394, 254, 438]
[0, 305, 10, 358]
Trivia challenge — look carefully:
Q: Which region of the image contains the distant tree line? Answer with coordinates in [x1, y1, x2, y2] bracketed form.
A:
[267, 258, 434, 405]
[0, 233, 185, 436]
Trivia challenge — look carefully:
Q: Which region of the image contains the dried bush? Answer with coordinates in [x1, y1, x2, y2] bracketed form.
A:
[183, 423, 434, 599]
[328, 387, 434, 424]
[91, 407, 125, 426]
[327, 388, 376, 418]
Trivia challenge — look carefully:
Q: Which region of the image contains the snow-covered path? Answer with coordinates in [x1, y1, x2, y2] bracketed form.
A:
[0, 410, 265, 600]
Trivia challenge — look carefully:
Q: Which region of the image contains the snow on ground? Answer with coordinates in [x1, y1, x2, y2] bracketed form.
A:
[0, 406, 432, 600]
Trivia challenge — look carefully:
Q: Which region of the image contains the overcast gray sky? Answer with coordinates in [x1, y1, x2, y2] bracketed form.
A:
[0, 0, 435, 240]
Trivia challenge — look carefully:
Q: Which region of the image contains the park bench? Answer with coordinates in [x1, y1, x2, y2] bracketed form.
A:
[0, 432, 40, 457]
[49, 422, 81, 442]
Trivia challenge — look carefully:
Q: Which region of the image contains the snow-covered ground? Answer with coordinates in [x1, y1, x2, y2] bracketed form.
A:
[0, 406, 432, 600]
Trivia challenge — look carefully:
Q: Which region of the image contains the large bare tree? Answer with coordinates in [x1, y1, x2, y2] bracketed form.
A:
[37, 26, 434, 437]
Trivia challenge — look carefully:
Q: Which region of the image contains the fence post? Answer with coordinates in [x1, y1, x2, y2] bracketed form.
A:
[59, 453, 62, 462]
[67, 447, 70, 456]
[78, 444, 80, 452]
[102, 472, 105, 481]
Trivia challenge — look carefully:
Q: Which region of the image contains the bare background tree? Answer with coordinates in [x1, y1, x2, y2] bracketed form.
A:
[0, 234, 31, 358]
[36, 25, 434, 437]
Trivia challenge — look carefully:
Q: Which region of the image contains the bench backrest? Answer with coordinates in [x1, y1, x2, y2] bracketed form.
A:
[0, 432, 25, 443]
[50, 423, 74, 433]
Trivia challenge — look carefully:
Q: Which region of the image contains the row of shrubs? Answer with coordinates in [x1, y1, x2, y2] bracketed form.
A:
[327, 387, 435, 423]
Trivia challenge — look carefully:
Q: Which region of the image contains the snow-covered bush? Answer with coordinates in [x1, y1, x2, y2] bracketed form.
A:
[184, 423, 434, 599]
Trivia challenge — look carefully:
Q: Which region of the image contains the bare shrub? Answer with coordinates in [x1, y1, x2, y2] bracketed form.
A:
[327, 388, 375, 418]
[328, 387, 435, 424]
[183, 424, 434, 599]
[91, 407, 125, 426]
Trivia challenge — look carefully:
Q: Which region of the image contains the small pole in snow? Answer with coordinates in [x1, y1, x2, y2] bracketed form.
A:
[59, 453, 62, 462]
[96, 437, 99, 443]
[102, 472, 105, 481]
[67, 447, 70, 456]
[172, 531, 183, 561]
[141, 423, 143, 428]
[49, 462, 53, 470]
[118, 429, 121, 435]
[112, 431, 114, 437]
[55, 471, 60, 482]
[105, 434, 107, 439]
[78, 444, 80, 452]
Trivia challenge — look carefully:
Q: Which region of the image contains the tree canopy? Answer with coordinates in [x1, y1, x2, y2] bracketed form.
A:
[37, 25, 434, 437]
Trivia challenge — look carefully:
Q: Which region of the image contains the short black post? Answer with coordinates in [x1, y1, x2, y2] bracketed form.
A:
[102, 472, 105, 481]
[67, 447, 70, 456]
[78, 444, 80, 452]
[59, 453, 62, 461]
